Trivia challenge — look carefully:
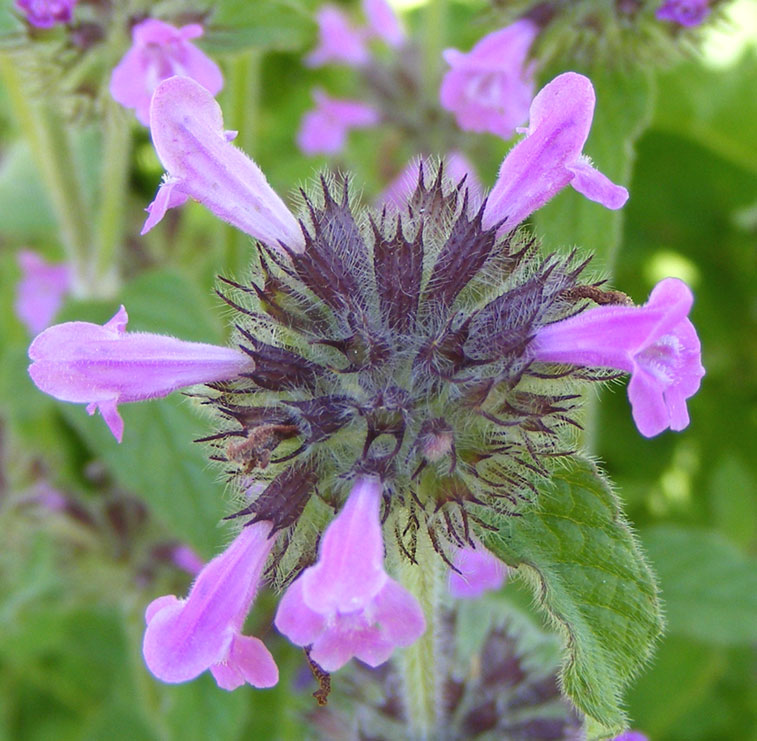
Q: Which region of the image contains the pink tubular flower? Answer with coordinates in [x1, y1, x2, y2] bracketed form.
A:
[16, 0, 76, 28]
[362, 0, 405, 47]
[109, 19, 223, 127]
[142, 76, 305, 251]
[656, 0, 710, 26]
[440, 21, 539, 140]
[15, 250, 70, 335]
[143, 521, 279, 690]
[448, 543, 507, 599]
[27, 305, 250, 443]
[306, 5, 369, 68]
[531, 278, 705, 438]
[274, 478, 426, 672]
[297, 90, 380, 156]
[379, 152, 484, 211]
[482, 72, 629, 233]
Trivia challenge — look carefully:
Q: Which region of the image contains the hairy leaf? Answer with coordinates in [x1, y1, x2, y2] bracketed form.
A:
[481, 458, 663, 737]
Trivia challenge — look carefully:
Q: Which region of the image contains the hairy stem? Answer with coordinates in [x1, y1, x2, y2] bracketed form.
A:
[0, 53, 93, 296]
[395, 529, 444, 740]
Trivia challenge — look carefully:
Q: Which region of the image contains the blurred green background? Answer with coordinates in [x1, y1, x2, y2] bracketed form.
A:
[0, 0, 756, 739]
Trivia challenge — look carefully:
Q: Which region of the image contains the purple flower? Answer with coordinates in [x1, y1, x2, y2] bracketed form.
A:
[306, 5, 370, 68]
[612, 733, 649, 741]
[15, 0, 76, 28]
[170, 545, 205, 576]
[143, 521, 279, 690]
[362, 0, 405, 47]
[142, 77, 305, 252]
[656, 0, 710, 26]
[15, 250, 70, 335]
[274, 478, 426, 672]
[379, 151, 484, 211]
[482, 72, 629, 233]
[27, 305, 250, 442]
[531, 278, 705, 438]
[109, 19, 223, 127]
[297, 89, 380, 156]
[448, 543, 507, 599]
[440, 21, 539, 140]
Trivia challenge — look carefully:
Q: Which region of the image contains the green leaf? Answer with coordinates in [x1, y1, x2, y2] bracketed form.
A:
[641, 525, 757, 646]
[654, 51, 757, 176]
[204, 0, 316, 53]
[533, 65, 654, 272]
[481, 458, 663, 737]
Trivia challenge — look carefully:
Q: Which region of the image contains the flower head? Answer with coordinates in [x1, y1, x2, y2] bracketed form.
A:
[16, 0, 76, 28]
[15, 250, 70, 335]
[297, 89, 380, 156]
[142, 76, 305, 251]
[483, 72, 629, 233]
[448, 543, 508, 599]
[362, 0, 405, 47]
[531, 278, 705, 437]
[274, 478, 425, 672]
[656, 0, 710, 26]
[109, 19, 223, 126]
[440, 21, 539, 140]
[27, 305, 250, 442]
[306, 5, 370, 68]
[143, 521, 278, 690]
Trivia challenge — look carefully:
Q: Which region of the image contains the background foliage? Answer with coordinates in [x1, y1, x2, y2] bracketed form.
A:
[0, 0, 755, 739]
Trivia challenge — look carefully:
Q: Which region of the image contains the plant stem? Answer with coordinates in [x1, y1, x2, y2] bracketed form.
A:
[220, 49, 261, 278]
[93, 97, 131, 295]
[395, 528, 444, 740]
[0, 52, 93, 296]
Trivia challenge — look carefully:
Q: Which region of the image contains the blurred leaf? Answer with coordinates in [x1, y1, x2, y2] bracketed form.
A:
[204, 0, 316, 53]
[163, 673, 251, 741]
[708, 456, 757, 550]
[0, 140, 56, 238]
[626, 635, 725, 739]
[534, 64, 654, 271]
[654, 51, 757, 175]
[641, 525, 757, 645]
[481, 458, 663, 737]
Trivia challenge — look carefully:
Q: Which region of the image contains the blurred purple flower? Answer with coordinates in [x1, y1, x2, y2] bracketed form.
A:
[16, 0, 76, 28]
[109, 19, 223, 127]
[297, 89, 380, 156]
[440, 21, 538, 140]
[531, 278, 705, 438]
[656, 0, 710, 26]
[379, 151, 483, 211]
[612, 732, 649, 741]
[27, 305, 250, 442]
[483, 72, 629, 233]
[362, 0, 405, 47]
[143, 77, 305, 251]
[448, 543, 507, 599]
[306, 5, 370, 67]
[170, 545, 205, 576]
[15, 250, 70, 335]
[143, 521, 279, 690]
[274, 478, 425, 672]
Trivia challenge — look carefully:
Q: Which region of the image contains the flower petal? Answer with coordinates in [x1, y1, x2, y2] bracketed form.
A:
[567, 157, 629, 210]
[447, 545, 507, 599]
[147, 77, 304, 251]
[372, 579, 426, 644]
[210, 634, 278, 690]
[274, 577, 327, 646]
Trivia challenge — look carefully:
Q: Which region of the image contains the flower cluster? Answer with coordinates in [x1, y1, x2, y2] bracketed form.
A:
[298, 0, 405, 155]
[27, 72, 703, 695]
[16, 0, 76, 29]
